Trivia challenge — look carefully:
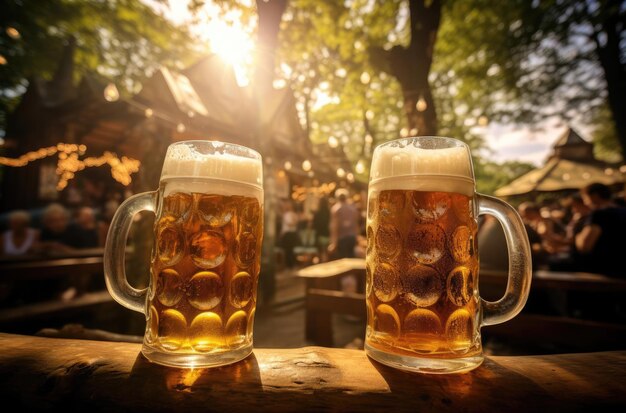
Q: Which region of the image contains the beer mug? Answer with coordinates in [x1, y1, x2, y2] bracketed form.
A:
[104, 141, 263, 368]
[365, 136, 531, 373]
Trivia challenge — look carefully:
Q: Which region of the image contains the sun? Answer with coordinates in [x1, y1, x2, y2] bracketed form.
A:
[207, 21, 255, 67]
[146, 0, 256, 85]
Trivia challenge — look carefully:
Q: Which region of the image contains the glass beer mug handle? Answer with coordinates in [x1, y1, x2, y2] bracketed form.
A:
[104, 192, 156, 314]
[477, 193, 532, 326]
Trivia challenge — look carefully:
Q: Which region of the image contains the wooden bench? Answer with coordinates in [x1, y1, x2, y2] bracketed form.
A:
[297, 259, 626, 348]
[0, 333, 624, 411]
[0, 291, 113, 324]
[0, 248, 131, 327]
[0, 256, 104, 280]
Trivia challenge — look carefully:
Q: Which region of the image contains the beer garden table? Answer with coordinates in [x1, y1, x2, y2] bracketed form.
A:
[1, 258, 624, 411]
[0, 333, 624, 411]
[296, 259, 626, 347]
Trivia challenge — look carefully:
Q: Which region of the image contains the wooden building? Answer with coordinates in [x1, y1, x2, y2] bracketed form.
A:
[1, 40, 350, 211]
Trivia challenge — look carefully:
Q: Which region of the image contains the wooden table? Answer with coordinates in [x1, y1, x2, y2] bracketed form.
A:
[297, 259, 626, 347]
[297, 258, 366, 345]
[480, 268, 626, 292]
[0, 333, 624, 412]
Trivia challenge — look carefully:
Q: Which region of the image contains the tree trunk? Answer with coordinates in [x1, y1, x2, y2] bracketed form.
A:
[380, 0, 441, 136]
[255, 0, 287, 302]
[593, 1, 626, 160]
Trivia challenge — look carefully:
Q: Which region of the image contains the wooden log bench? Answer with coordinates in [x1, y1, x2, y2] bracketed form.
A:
[0, 333, 624, 412]
[297, 259, 626, 348]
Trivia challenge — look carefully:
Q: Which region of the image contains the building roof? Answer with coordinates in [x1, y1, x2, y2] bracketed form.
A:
[494, 157, 624, 196]
[553, 127, 590, 148]
[495, 127, 623, 196]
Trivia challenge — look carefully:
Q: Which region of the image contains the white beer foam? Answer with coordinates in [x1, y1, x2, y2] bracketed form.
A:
[370, 144, 474, 196]
[161, 141, 263, 201]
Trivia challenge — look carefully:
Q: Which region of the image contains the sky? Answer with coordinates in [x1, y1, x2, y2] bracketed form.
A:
[479, 120, 593, 166]
[145, 0, 595, 167]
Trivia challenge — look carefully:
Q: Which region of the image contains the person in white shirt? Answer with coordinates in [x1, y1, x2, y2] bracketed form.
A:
[1, 210, 39, 256]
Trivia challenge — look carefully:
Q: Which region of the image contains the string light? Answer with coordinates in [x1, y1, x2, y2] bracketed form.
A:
[273, 79, 286, 89]
[360, 72, 371, 84]
[176, 123, 186, 133]
[409, 128, 418, 136]
[336, 167, 346, 178]
[355, 160, 365, 174]
[478, 115, 489, 126]
[302, 159, 312, 172]
[103, 83, 120, 102]
[291, 181, 337, 199]
[328, 136, 339, 148]
[346, 172, 355, 183]
[416, 96, 427, 112]
[0, 143, 140, 190]
[284, 161, 292, 170]
[0, 55, 6, 65]
[144, 108, 154, 118]
[6, 27, 20, 39]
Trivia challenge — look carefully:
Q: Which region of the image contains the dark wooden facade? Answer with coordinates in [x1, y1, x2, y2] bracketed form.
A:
[1, 41, 341, 211]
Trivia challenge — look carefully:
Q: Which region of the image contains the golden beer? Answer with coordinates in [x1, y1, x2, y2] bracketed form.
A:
[104, 140, 264, 368]
[366, 189, 479, 358]
[146, 187, 262, 354]
[365, 136, 531, 373]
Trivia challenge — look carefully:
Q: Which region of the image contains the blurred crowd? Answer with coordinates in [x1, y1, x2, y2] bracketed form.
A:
[0, 200, 119, 257]
[480, 182, 626, 278]
[276, 188, 366, 269]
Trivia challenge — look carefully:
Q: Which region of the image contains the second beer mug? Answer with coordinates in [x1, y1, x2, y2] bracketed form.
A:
[365, 136, 531, 373]
[104, 141, 263, 368]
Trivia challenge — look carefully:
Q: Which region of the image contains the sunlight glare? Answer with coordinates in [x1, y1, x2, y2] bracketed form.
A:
[209, 22, 254, 66]
[205, 20, 255, 86]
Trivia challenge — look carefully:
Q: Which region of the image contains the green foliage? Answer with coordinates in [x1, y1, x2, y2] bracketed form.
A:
[474, 158, 535, 195]
[437, 0, 618, 129]
[0, 0, 199, 129]
[275, 0, 408, 180]
[591, 103, 622, 163]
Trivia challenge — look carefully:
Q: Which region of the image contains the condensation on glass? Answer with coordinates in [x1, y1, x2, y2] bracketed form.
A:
[104, 141, 263, 368]
[365, 136, 531, 373]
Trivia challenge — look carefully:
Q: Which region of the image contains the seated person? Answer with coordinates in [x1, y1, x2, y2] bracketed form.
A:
[519, 202, 568, 254]
[66, 207, 99, 249]
[478, 215, 544, 271]
[37, 203, 74, 253]
[576, 183, 626, 277]
[0, 210, 39, 256]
